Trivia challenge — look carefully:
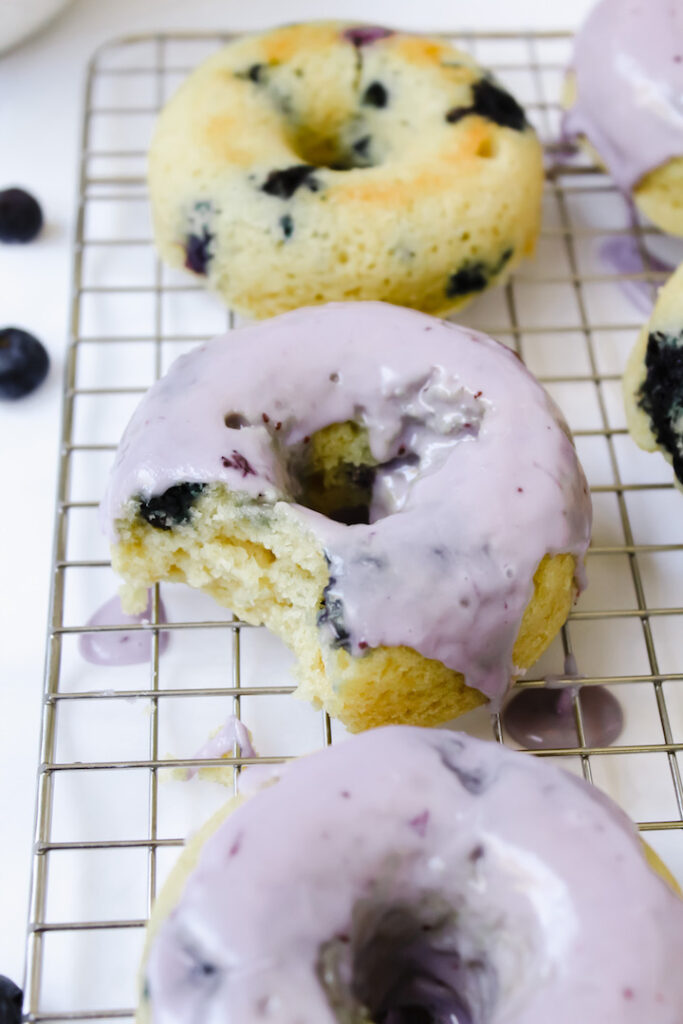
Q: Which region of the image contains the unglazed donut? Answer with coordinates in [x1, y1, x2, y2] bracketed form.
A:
[624, 261, 683, 487]
[563, 0, 683, 236]
[103, 303, 590, 731]
[138, 726, 683, 1023]
[148, 21, 544, 318]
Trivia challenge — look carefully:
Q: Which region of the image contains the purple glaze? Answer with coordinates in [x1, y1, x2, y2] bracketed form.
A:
[143, 727, 683, 1023]
[342, 25, 394, 47]
[103, 303, 591, 704]
[503, 686, 624, 750]
[599, 235, 672, 314]
[563, 0, 683, 191]
[78, 591, 169, 665]
[184, 715, 256, 780]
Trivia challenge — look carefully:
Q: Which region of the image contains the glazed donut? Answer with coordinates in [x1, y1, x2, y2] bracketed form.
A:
[624, 261, 683, 487]
[148, 21, 544, 318]
[563, 0, 683, 237]
[103, 302, 591, 731]
[138, 726, 683, 1023]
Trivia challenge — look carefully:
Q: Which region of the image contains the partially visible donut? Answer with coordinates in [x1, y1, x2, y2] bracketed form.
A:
[563, 0, 683, 237]
[148, 21, 544, 318]
[624, 261, 683, 487]
[102, 302, 591, 731]
[138, 726, 683, 1024]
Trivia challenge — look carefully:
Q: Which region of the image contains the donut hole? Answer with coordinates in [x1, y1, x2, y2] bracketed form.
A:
[318, 898, 492, 1022]
[284, 122, 380, 171]
[290, 420, 378, 525]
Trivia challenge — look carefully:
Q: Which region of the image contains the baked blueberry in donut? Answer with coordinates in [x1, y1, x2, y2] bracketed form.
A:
[148, 21, 543, 317]
[137, 727, 683, 1024]
[103, 303, 591, 732]
[624, 262, 683, 487]
[138, 483, 206, 531]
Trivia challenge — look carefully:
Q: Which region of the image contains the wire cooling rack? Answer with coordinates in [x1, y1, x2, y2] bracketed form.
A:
[24, 27, 683, 1022]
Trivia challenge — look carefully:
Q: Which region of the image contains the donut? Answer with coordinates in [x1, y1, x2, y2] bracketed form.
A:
[562, 0, 683, 237]
[624, 261, 683, 487]
[103, 302, 591, 731]
[148, 21, 544, 318]
[137, 726, 683, 1023]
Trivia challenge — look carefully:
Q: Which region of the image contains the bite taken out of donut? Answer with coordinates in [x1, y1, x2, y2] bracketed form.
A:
[137, 727, 683, 1024]
[102, 303, 591, 732]
[148, 21, 544, 318]
[624, 261, 683, 489]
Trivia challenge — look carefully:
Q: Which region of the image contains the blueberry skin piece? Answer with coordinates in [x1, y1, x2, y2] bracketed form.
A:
[0, 327, 50, 400]
[0, 188, 43, 243]
[0, 975, 22, 1024]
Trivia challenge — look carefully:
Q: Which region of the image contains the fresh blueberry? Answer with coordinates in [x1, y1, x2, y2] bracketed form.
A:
[138, 483, 206, 530]
[185, 229, 213, 275]
[0, 188, 43, 243]
[362, 81, 388, 108]
[446, 78, 527, 132]
[0, 327, 49, 400]
[261, 166, 319, 200]
[638, 329, 683, 484]
[0, 975, 22, 1024]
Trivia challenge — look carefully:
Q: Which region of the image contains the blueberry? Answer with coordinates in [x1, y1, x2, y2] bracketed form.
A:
[261, 166, 319, 200]
[445, 261, 488, 298]
[0, 327, 49, 399]
[185, 229, 213, 275]
[446, 78, 527, 132]
[0, 975, 22, 1024]
[638, 329, 683, 484]
[317, 581, 351, 650]
[362, 82, 388, 108]
[280, 214, 294, 239]
[0, 188, 43, 243]
[343, 26, 394, 47]
[445, 248, 512, 299]
[138, 483, 206, 530]
[471, 79, 526, 131]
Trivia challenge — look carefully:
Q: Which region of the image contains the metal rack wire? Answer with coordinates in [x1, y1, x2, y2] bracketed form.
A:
[24, 28, 683, 1022]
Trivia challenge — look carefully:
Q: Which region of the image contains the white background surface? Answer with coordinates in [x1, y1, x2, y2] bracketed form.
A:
[0, 0, 621, 991]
